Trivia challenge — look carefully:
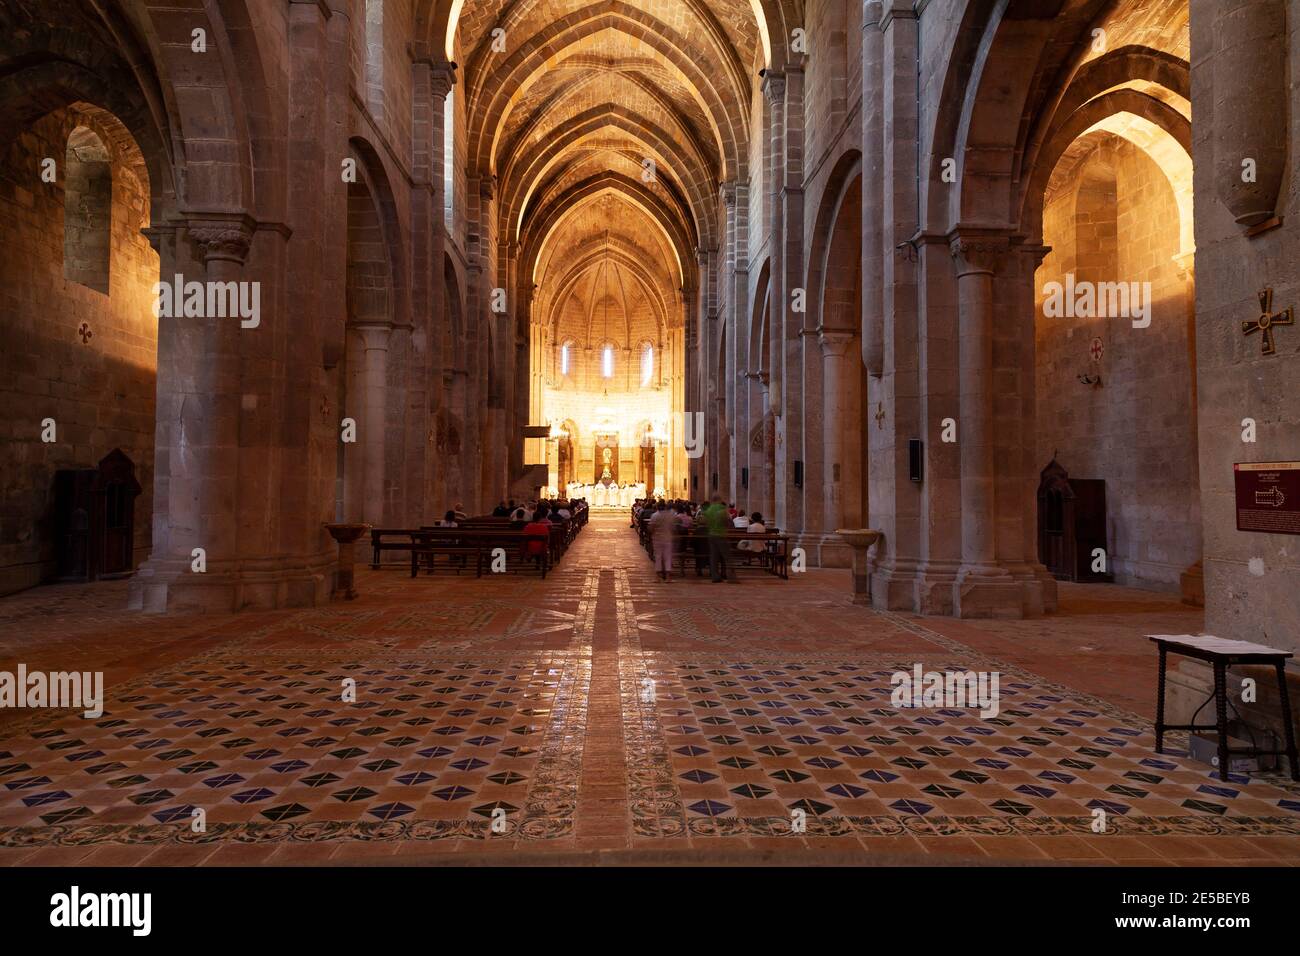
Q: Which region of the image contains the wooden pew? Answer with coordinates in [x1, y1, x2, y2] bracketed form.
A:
[647, 528, 790, 579]
[409, 527, 552, 578]
[370, 506, 588, 577]
[370, 528, 427, 568]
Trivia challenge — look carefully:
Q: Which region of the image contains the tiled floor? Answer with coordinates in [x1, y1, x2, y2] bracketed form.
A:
[1, 516, 1298, 865]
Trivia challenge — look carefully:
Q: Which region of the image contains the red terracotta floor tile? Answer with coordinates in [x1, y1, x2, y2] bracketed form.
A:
[1, 516, 1298, 866]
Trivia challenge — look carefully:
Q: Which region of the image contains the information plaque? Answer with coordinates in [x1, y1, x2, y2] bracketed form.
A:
[1234, 461, 1300, 535]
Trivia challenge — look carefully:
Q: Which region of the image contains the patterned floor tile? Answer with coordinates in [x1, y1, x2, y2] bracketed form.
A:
[1, 516, 1297, 864]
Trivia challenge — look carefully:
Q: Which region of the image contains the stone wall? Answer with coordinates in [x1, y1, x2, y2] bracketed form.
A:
[1191, 0, 1300, 652]
[0, 107, 158, 596]
[1036, 137, 1200, 590]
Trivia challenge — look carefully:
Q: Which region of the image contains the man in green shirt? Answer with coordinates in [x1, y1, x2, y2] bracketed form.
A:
[700, 494, 732, 583]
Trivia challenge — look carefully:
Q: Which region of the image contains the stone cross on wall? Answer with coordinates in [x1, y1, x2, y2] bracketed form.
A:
[1242, 288, 1294, 355]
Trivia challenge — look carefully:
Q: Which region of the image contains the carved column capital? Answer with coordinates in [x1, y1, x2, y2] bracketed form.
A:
[353, 322, 395, 351]
[720, 180, 737, 207]
[186, 215, 256, 265]
[949, 232, 1009, 277]
[761, 72, 786, 106]
[818, 328, 855, 357]
[428, 62, 457, 100]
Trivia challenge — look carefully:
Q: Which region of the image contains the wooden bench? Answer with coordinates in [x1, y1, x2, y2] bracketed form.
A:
[458, 512, 583, 561]
[647, 528, 790, 579]
[370, 528, 428, 568]
[371, 508, 587, 576]
[409, 527, 553, 578]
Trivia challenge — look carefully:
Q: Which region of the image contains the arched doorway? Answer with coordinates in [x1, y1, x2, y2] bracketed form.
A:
[1033, 122, 1198, 592]
[931, 0, 1199, 617]
[0, 105, 159, 596]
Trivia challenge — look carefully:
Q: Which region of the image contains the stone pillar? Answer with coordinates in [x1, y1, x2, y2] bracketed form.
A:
[867, 2, 922, 612]
[281, 0, 335, 575]
[696, 247, 715, 497]
[780, 68, 806, 538]
[1009, 242, 1055, 616]
[427, 62, 456, 515]
[355, 323, 392, 525]
[950, 233, 1019, 617]
[722, 180, 750, 500]
[463, 228, 484, 513]
[1212, 0, 1288, 228]
[1174, 251, 1204, 606]
[761, 69, 805, 534]
[409, 59, 454, 524]
[861, 0, 884, 375]
[761, 71, 784, 526]
[477, 178, 502, 509]
[743, 371, 767, 515]
[130, 217, 256, 613]
[818, 328, 857, 565]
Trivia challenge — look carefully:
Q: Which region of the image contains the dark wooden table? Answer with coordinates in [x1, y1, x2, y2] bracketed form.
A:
[1149, 634, 1298, 781]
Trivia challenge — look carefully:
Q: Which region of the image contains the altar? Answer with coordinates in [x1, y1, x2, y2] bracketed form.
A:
[567, 480, 645, 509]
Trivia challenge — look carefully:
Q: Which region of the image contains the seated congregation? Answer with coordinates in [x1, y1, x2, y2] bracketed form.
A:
[633, 497, 790, 582]
[370, 498, 589, 580]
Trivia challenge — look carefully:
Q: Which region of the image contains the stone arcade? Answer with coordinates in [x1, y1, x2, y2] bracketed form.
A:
[0, 0, 1298, 867]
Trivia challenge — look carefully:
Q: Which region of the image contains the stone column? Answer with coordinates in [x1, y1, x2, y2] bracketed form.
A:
[1212, 0, 1288, 228]
[761, 70, 784, 521]
[867, 1, 922, 612]
[759, 375, 775, 519]
[743, 370, 767, 515]
[817, 328, 857, 565]
[861, 0, 885, 375]
[283, 0, 334, 566]
[355, 323, 392, 525]
[463, 223, 484, 514]
[477, 178, 503, 509]
[696, 247, 715, 496]
[1009, 242, 1054, 615]
[1174, 251, 1203, 606]
[722, 180, 750, 500]
[130, 217, 254, 613]
[950, 233, 1018, 616]
[819, 329, 856, 527]
[428, 62, 456, 514]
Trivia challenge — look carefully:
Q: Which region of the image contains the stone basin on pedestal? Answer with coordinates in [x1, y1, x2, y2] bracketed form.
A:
[324, 523, 371, 600]
[835, 529, 882, 605]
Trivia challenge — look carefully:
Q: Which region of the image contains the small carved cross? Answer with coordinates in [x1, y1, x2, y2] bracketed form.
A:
[1242, 288, 1293, 356]
[77, 322, 93, 344]
[874, 402, 886, 429]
